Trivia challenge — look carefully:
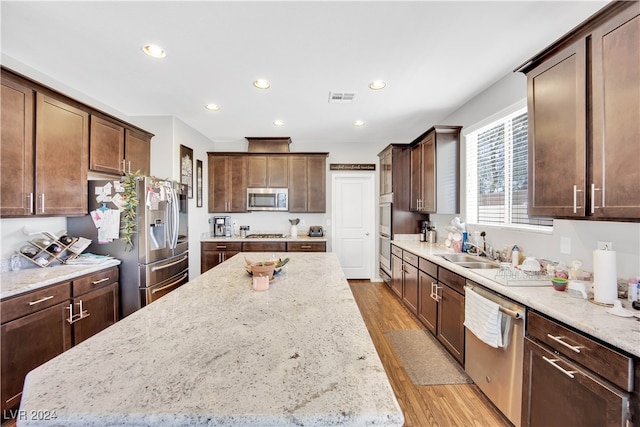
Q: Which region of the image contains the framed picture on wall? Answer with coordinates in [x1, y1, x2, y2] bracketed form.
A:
[180, 144, 193, 199]
[196, 159, 203, 207]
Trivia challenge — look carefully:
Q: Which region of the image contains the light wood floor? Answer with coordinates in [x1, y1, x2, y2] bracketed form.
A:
[349, 279, 511, 427]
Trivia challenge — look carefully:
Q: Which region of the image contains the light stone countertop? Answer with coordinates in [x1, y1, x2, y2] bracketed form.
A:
[1, 259, 121, 299]
[18, 252, 404, 427]
[200, 232, 328, 242]
[391, 240, 640, 358]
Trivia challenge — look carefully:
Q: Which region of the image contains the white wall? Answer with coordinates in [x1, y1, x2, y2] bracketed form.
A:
[436, 72, 640, 280]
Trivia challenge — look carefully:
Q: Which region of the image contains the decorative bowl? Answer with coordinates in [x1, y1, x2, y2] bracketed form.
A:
[250, 261, 276, 279]
[551, 277, 568, 291]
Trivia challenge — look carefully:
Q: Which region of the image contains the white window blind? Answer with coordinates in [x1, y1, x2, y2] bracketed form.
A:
[466, 108, 552, 229]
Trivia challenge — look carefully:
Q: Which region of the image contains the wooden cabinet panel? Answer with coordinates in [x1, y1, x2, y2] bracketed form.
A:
[247, 156, 289, 188]
[379, 147, 392, 195]
[288, 155, 327, 213]
[124, 129, 151, 176]
[527, 41, 587, 217]
[286, 242, 326, 252]
[437, 282, 465, 365]
[72, 267, 119, 297]
[402, 262, 418, 315]
[409, 126, 460, 214]
[90, 116, 125, 175]
[418, 271, 437, 334]
[208, 155, 247, 213]
[1, 77, 34, 216]
[390, 254, 403, 298]
[1, 281, 71, 324]
[1, 302, 72, 414]
[72, 282, 118, 345]
[591, 6, 640, 218]
[242, 242, 286, 252]
[35, 93, 89, 216]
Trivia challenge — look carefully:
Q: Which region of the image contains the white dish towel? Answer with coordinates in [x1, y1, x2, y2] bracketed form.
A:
[464, 287, 508, 348]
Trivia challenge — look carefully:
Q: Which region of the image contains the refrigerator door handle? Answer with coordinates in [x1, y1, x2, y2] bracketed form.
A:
[168, 185, 179, 249]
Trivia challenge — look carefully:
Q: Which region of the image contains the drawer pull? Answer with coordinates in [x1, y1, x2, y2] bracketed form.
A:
[217, 245, 227, 249]
[152, 273, 188, 294]
[28, 295, 54, 306]
[91, 277, 110, 285]
[301, 245, 311, 249]
[542, 356, 577, 379]
[151, 255, 188, 271]
[547, 334, 582, 353]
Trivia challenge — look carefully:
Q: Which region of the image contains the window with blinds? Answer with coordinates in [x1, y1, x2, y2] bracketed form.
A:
[466, 107, 552, 229]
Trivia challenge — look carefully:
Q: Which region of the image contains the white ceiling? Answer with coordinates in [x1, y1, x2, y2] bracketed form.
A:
[1, 1, 608, 147]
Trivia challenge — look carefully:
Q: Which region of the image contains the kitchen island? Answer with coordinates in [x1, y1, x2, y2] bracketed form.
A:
[17, 252, 403, 426]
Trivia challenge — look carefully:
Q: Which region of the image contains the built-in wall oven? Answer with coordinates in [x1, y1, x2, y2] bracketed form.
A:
[379, 194, 392, 277]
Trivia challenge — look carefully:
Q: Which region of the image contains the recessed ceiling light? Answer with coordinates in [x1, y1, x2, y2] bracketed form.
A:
[369, 80, 386, 90]
[273, 120, 285, 127]
[142, 44, 166, 58]
[253, 79, 271, 89]
[205, 104, 220, 111]
[352, 120, 365, 127]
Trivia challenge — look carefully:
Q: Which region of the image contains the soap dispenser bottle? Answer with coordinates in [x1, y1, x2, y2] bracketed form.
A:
[511, 245, 520, 268]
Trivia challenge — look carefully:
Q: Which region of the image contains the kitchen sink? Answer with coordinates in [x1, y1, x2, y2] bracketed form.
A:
[439, 254, 499, 269]
[454, 261, 499, 269]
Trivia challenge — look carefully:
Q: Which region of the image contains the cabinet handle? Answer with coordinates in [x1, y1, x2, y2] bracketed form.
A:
[28, 193, 34, 214]
[66, 301, 90, 324]
[121, 159, 126, 173]
[572, 185, 583, 213]
[217, 245, 227, 249]
[542, 356, 577, 379]
[151, 255, 188, 271]
[300, 245, 311, 249]
[28, 295, 54, 306]
[91, 277, 110, 285]
[590, 183, 601, 213]
[430, 282, 441, 302]
[151, 272, 188, 294]
[546, 334, 582, 353]
[40, 193, 46, 213]
[127, 161, 132, 174]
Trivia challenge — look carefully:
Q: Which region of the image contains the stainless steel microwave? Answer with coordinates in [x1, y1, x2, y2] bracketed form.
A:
[247, 188, 288, 211]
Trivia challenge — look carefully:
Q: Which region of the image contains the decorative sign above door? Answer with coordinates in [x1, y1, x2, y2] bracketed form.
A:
[329, 163, 376, 171]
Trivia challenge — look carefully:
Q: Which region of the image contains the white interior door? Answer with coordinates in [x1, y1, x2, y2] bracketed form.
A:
[331, 173, 375, 279]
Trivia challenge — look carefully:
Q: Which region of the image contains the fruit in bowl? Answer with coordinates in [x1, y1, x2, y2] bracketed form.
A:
[551, 277, 568, 291]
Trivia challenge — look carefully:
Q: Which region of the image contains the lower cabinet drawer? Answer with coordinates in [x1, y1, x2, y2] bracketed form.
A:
[72, 267, 119, 296]
[527, 310, 633, 391]
[1, 282, 71, 324]
[287, 242, 326, 252]
[243, 242, 287, 252]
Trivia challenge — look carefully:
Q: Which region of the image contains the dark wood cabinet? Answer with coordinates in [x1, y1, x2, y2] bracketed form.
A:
[417, 270, 437, 335]
[1, 81, 90, 218]
[379, 147, 392, 195]
[35, 93, 89, 216]
[208, 154, 247, 213]
[390, 252, 403, 298]
[409, 126, 461, 214]
[90, 115, 125, 175]
[201, 242, 242, 272]
[437, 281, 465, 365]
[124, 128, 151, 176]
[401, 252, 419, 315]
[1, 76, 34, 216]
[286, 241, 326, 252]
[71, 268, 119, 345]
[0, 266, 120, 417]
[242, 242, 287, 252]
[522, 311, 633, 427]
[520, 1, 640, 219]
[247, 155, 289, 188]
[288, 154, 327, 213]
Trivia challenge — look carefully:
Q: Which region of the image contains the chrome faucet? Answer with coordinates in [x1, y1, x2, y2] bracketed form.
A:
[465, 242, 492, 258]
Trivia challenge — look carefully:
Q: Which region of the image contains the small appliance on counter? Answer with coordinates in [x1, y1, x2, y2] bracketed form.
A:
[210, 216, 232, 237]
[308, 226, 324, 237]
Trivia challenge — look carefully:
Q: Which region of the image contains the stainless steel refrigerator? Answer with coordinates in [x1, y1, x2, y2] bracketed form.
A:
[67, 177, 189, 318]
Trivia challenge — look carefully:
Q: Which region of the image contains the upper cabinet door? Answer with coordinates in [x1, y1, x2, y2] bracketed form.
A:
[246, 155, 288, 188]
[90, 116, 125, 175]
[527, 40, 587, 217]
[35, 93, 89, 216]
[124, 129, 151, 176]
[421, 133, 436, 213]
[1, 77, 34, 217]
[591, 5, 640, 219]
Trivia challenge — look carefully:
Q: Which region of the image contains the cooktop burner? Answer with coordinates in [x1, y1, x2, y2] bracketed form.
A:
[245, 233, 286, 238]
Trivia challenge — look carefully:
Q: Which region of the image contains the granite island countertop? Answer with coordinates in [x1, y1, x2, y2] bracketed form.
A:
[18, 252, 403, 426]
[391, 240, 640, 358]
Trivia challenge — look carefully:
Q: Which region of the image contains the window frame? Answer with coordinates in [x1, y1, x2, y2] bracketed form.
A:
[464, 99, 553, 233]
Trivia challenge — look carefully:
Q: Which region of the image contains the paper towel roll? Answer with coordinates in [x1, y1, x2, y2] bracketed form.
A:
[593, 249, 618, 304]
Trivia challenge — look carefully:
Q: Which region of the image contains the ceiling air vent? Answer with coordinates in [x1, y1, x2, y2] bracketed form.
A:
[328, 92, 356, 103]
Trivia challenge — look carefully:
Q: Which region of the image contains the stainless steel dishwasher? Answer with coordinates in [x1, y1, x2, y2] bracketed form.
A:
[464, 280, 525, 427]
